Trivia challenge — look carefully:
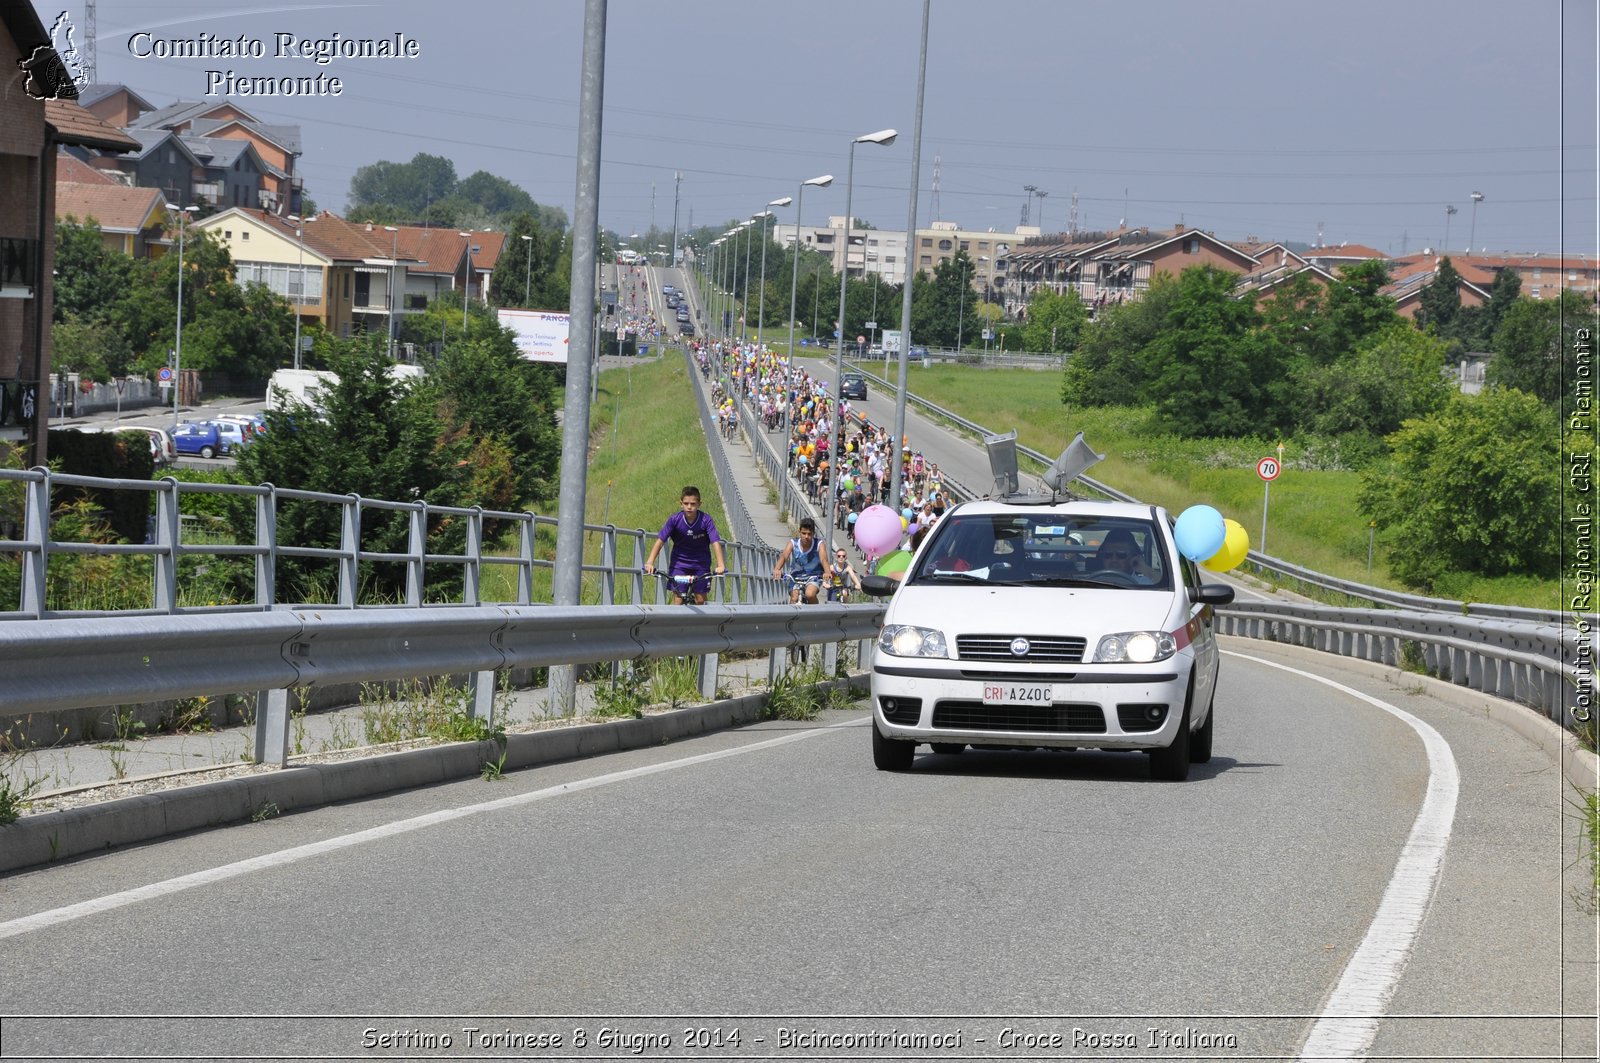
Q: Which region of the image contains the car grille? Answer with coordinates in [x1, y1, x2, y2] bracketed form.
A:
[956, 635, 1086, 664]
[932, 701, 1104, 733]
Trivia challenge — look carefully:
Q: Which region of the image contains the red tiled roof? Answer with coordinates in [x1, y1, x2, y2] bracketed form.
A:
[1304, 243, 1386, 261]
[55, 151, 120, 184]
[44, 99, 140, 151]
[55, 182, 165, 233]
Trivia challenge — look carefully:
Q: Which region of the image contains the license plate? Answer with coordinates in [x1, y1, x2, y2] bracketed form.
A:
[982, 683, 1053, 706]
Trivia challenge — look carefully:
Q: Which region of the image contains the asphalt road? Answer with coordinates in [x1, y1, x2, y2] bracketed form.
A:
[0, 640, 1590, 1059]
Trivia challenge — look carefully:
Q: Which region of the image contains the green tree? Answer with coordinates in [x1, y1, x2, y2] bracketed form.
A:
[1486, 291, 1587, 408]
[1021, 288, 1089, 354]
[1292, 323, 1451, 438]
[348, 153, 458, 217]
[52, 218, 132, 324]
[51, 317, 126, 381]
[1449, 267, 1521, 351]
[1359, 389, 1560, 586]
[910, 253, 975, 348]
[1137, 264, 1279, 436]
[1415, 255, 1464, 334]
[457, 170, 537, 217]
[1308, 259, 1398, 365]
[1061, 273, 1179, 408]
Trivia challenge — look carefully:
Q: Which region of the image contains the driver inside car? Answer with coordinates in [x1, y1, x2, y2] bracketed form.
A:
[1094, 528, 1160, 584]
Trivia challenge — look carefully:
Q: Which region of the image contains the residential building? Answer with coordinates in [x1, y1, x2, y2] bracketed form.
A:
[771, 216, 908, 287]
[0, 3, 138, 463]
[1392, 251, 1599, 305]
[1381, 257, 1492, 322]
[912, 222, 1032, 301]
[127, 97, 303, 216]
[55, 178, 168, 256]
[1007, 224, 1257, 315]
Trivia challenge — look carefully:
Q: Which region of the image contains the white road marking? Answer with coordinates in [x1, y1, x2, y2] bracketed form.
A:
[0, 718, 865, 942]
[1224, 650, 1461, 1060]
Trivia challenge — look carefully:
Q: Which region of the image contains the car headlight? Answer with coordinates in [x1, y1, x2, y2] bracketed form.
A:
[1094, 630, 1177, 663]
[879, 624, 948, 658]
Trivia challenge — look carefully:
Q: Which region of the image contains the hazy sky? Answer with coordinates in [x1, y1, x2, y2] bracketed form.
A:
[76, 0, 1598, 256]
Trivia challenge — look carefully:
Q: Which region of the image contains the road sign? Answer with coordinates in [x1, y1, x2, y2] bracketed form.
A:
[1257, 457, 1281, 481]
[157, 367, 173, 383]
[856, 335, 865, 345]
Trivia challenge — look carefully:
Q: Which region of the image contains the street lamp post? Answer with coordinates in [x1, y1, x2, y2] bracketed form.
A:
[787, 174, 833, 362]
[384, 225, 399, 359]
[521, 233, 534, 305]
[755, 198, 790, 347]
[165, 203, 193, 429]
[1468, 191, 1484, 253]
[956, 256, 971, 351]
[459, 231, 473, 338]
[287, 213, 305, 370]
[826, 128, 897, 546]
[1442, 205, 1457, 253]
[739, 219, 755, 346]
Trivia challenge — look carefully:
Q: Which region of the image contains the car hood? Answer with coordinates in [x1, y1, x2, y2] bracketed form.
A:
[885, 582, 1186, 639]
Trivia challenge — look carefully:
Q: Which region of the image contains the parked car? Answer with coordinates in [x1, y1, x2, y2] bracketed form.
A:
[214, 413, 266, 440]
[171, 421, 224, 458]
[67, 425, 175, 467]
[209, 420, 251, 453]
[840, 373, 868, 400]
[860, 499, 1234, 780]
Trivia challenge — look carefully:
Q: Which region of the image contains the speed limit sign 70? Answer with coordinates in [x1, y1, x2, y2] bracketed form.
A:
[1257, 456, 1281, 481]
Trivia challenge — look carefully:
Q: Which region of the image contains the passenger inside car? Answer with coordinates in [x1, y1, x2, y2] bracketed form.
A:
[1092, 528, 1161, 585]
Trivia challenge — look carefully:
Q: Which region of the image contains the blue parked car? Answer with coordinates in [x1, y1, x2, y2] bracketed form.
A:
[171, 421, 224, 459]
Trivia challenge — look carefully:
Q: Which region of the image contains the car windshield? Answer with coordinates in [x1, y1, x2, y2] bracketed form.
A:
[907, 512, 1171, 590]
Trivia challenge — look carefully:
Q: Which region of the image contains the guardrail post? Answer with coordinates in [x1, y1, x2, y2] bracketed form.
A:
[464, 506, 484, 606]
[20, 473, 49, 618]
[629, 531, 647, 604]
[697, 651, 719, 700]
[256, 486, 276, 607]
[517, 517, 535, 605]
[339, 495, 360, 607]
[769, 645, 788, 683]
[255, 688, 291, 767]
[822, 639, 839, 675]
[153, 478, 180, 613]
[405, 502, 425, 607]
[600, 527, 617, 605]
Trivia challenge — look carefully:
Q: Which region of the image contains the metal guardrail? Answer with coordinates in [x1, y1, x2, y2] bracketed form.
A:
[0, 466, 785, 621]
[846, 361, 1583, 625]
[1215, 602, 1588, 732]
[686, 348, 769, 551]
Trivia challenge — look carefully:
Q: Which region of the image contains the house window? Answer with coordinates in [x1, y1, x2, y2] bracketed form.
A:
[920, 255, 932, 266]
[224, 230, 232, 239]
[979, 242, 989, 251]
[885, 256, 896, 265]
[938, 239, 952, 251]
[921, 238, 933, 248]
[241, 231, 249, 241]
[959, 241, 969, 251]
[354, 272, 371, 307]
[1184, 238, 1199, 254]
[1533, 268, 1542, 280]
[1530, 286, 1541, 298]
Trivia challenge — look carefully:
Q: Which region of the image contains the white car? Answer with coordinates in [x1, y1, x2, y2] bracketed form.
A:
[862, 499, 1234, 780]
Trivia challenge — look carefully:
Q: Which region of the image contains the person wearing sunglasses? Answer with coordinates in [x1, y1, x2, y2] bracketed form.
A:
[1094, 528, 1158, 585]
[826, 548, 863, 603]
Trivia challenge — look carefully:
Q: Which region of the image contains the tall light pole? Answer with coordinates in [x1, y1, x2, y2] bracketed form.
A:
[755, 197, 790, 346]
[826, 127, 897, 546]
[739, 219, 755, 346]
[384, 225, 399, 358]
[521, 233, 534, 305]
[164, 203, 193, 428]
[976, 256, 989, 350]
[956, 256, 972, 351]
[287, 213, 305, 370]
[459, 231, 473, 338]
[1442, 205, 1457, 253]
[788, 174, 833, 360]
[889, 0, 932, 511]
[1468, 191, 1484, 253]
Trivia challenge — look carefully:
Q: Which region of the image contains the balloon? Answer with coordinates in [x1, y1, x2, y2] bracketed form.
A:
[907, 522, 920, 536]
[847, 512, 858, 525]
[841, 475, 855, 491]
[875, 549, 912, 577]
[1202, 519, 1250, 573]
[1173, 505, 1227, 562]
[854, 503, 903, 556]
[901, 515, 909, 531]
[901, 507, 914, 520]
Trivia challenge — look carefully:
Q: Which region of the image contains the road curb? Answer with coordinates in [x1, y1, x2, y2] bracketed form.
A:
[1222, 635, 1598, 789]
[0, 678, 863, 876]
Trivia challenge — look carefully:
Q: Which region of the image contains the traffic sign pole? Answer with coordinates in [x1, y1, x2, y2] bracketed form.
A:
[1256, 456, 1281, 556]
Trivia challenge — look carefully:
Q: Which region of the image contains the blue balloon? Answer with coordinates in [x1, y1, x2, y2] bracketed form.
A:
[1173, 505, 1227, 562]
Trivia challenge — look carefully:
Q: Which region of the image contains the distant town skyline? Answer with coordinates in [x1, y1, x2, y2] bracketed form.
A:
[76, 0, 1598, 256]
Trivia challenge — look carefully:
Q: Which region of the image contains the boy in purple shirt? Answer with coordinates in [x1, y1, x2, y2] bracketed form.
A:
[644, 486, 727, 604]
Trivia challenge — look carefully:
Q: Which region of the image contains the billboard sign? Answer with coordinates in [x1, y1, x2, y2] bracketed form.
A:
[497, 309, 571, 364]
[881, 330, 903, 354]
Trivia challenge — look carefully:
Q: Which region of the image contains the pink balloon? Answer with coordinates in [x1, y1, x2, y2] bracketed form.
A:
[853, 504, 903, 556]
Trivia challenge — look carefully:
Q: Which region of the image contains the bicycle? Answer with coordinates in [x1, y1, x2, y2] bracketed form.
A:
[655, 570, 723, 605]
[781, 573, 824, 663]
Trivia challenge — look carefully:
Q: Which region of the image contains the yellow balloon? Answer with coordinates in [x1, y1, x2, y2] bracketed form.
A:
[901, 515, 909, 530]
[1202, 519, 1250, 573]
